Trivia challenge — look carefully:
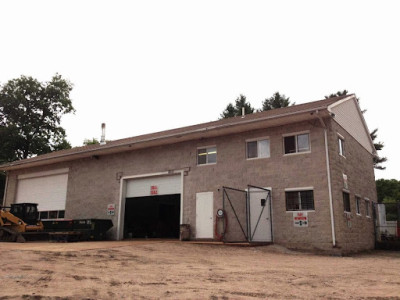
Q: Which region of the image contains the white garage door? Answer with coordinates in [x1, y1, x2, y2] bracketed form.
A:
[126, 174, 181, 198]
[16, 169, 69, 212]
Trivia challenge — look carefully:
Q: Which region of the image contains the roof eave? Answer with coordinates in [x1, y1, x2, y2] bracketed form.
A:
[0, 106, 331, 171]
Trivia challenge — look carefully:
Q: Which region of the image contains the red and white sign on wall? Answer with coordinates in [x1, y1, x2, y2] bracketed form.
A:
[150, 185, 158, 195]
[107, 204, 115, 216]
[293, 211, 308, 227]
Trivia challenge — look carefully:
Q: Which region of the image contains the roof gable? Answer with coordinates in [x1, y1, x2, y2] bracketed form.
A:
[328, 96, 375, 154]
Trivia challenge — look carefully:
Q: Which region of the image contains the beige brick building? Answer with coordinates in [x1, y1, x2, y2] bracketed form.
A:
[1, 95, 377, 254]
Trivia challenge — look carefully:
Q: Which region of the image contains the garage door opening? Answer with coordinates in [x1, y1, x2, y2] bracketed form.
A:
[124, 194, 180, 239]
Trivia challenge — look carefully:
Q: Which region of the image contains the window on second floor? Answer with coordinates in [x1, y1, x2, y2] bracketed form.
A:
[284, 133, 310, 154]
[246, 138, 270, 159]
[338, 137, 345, 157]
[197, 146, 217, 165]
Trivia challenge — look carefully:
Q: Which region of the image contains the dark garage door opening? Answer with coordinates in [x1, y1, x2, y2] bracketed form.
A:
[124, 194, 180, 239]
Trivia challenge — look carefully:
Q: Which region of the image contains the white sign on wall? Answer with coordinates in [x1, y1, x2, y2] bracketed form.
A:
[343, 174, 348, 190]
[293, 211, 308, 227]
[107, 204, 115, 216]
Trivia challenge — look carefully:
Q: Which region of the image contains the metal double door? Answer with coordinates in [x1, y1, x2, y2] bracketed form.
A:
[223, 185, 272, 242]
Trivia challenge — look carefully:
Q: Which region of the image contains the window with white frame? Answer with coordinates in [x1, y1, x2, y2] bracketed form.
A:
[338, 136, 345, 156]
[246, 138, 270, 159]
[365, 199, 370, 217]
[343, 192, 351, 212]
[285, 190, 314, 211]
[355, 196, 361, 215]
[197, 146, 217, 165]
[284, 133, 310, 154]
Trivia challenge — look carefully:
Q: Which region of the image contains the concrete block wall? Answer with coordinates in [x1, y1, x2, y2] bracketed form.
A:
[328, 120, 377, 253]
[4, 118, 377, 253]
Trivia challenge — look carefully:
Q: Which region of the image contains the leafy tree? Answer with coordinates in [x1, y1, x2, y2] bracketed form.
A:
[83, 138, 100, 145]
[220, 94, 255, 119]
[325, 90, 386, 170]
[262, 92, 293, 111]
[0, 74, 74, 201]
[376, 179, 400, 203]
[0, 74, 74, 161]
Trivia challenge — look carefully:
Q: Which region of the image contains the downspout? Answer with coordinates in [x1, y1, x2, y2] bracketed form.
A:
[315, 111, 336, 247]
[2, 171, 9, 207]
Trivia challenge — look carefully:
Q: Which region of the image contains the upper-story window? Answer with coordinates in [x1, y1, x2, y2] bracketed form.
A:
[246, 138, 270, 159]
[197, 146, 217, 165]
[338, 135, 345, 157]
[284, 133, 310, 154]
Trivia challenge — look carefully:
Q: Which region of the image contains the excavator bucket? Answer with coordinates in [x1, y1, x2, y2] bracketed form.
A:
[0, 227, 20, 242]
[16, 234, 26, 243]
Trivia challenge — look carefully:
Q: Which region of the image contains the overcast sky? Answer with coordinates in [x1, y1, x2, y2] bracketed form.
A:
[1, 0, 399, 180]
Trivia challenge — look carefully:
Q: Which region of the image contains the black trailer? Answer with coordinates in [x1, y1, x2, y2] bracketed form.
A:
[42, 219, 113, 242]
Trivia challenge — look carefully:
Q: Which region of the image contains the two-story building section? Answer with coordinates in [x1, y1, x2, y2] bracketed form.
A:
[0, 94, 377, 254]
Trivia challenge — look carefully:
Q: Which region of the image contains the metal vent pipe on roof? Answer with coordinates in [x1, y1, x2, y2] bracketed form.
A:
[100, 123, 106, 145]
[241, 107, 245, 118]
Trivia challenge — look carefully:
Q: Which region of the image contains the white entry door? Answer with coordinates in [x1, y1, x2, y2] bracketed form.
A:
[249, 188, 272, 242]
[196, 192, 214, 239]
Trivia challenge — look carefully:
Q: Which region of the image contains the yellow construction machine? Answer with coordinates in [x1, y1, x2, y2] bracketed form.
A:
[0, 203, 44, 242]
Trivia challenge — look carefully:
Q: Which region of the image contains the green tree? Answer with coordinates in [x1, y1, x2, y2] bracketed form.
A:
[0, 74, 74, 200]
[376, 179, 400, 203]
[83, 138, 100, 145]
[370, 128, 387, 170]
[0, 74, 74, 160]
[262, 92, 293, 111]
[324, 89, 349, 99]
[325, 90, 386, 170]
[220, 94, 255, 119]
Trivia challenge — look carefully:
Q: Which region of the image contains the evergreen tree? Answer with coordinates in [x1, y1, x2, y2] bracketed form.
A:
[262, 92, 293, 111]
[220, 94, 254, 119]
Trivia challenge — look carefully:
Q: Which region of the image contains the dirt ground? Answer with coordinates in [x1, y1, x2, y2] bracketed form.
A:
[0, 240, 399, 300]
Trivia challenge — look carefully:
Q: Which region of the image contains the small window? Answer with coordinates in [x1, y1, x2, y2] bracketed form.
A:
[339, 137, 345, 156]
[286, 190, 314, 211]
[39, 210, 65, 220]
[49, 211, 58, 219]
[197, 146, 217, 165]
[355, 196, 361, 215]
[247, 139, 270, 159]
[343, 192, 351, 212]
[284, 133, 310, 154]
[39, 211, 48, 220]
[365, 200, 370, 217]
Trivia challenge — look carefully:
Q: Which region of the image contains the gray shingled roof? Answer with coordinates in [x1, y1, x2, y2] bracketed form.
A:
[0, 95, 351, 170]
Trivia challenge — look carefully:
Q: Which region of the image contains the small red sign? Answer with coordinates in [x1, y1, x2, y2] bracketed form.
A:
[150, 185, 158, 195]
